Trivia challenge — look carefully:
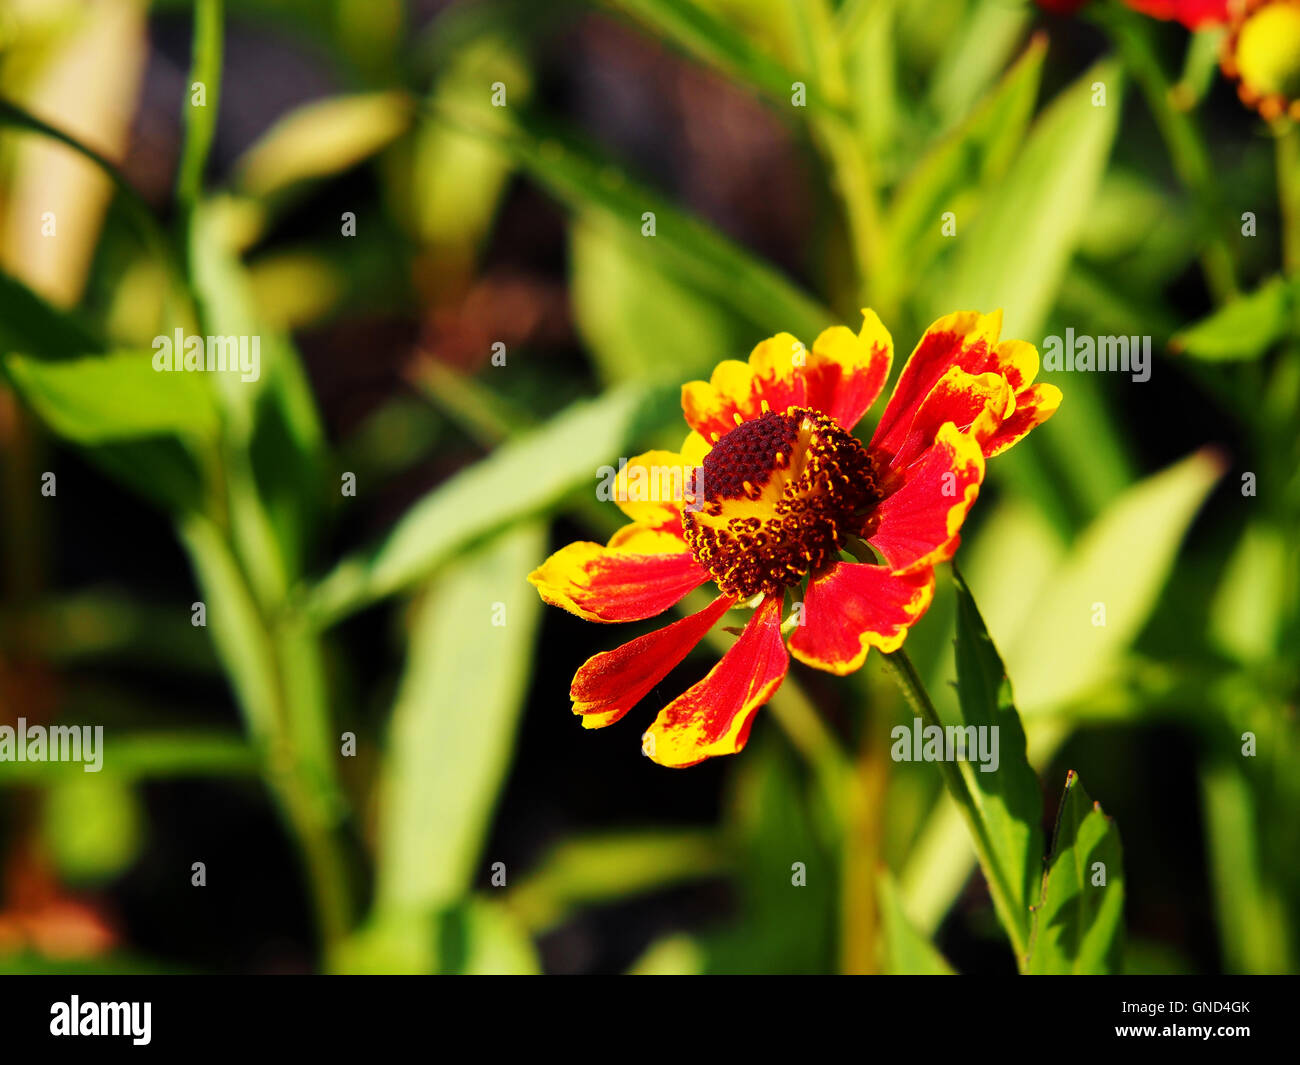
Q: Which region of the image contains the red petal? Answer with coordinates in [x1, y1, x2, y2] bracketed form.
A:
[643, 594, 788, 767]
[867, 422, 985, 574]
[570, 594, 736, 728]
[788, 563, 935, 674]
[529, 542, 710, 622]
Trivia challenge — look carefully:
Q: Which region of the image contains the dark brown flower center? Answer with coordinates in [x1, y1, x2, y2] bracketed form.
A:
[683, 408, 882, 599]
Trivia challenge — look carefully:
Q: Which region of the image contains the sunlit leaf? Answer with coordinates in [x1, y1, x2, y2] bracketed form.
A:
[951, 567, 1043, 962]
[928, 59, 1124, 339]
[878, 871, 955, 975]
[1170, 275, 1297, 362]
[372, 523, 544, 917]
[1, 352, 219, 443]
[1028, 771, 1125, 974]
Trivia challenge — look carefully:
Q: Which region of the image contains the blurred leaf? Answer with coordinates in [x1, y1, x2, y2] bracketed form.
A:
[1171, 275, 1297, 362]
[570, 215, 750, 383]
[339, 897, 541, 974]
[1005, 449, 1222, 713]
[604, 0, 833, 115]
[926, 0, 1033, 131]
[1209, 521, 1288, 663]
[509, 830, 727, 931]
[0, 732, 253, 785]
[441, 106, 834, 343]
[42, 775, 142, 883]
[1028, 771, 1125, 974]
[307, 382, 677, 624]
[1, 352, 219, 443]
[951, 567, 1043, 963]
[234, 92, 414, 198]
[884, 35, 1045, 298]
[0, 271, 102, 356]
[1200, 758, 1292, 974]
[928, 59, 1124, 339]
[628, 933, 707, 975]
[878, 871, 955, 975]
[701, 740, 836, 973]
[373, 523, 544, 917]
[188, 200, 326, 586]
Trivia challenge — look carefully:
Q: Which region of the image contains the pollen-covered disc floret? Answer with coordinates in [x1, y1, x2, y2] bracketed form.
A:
[682, 407, 882, 599]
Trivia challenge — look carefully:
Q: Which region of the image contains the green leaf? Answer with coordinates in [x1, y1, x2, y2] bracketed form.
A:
[1005, 449, 1223, 714]
[604, 0, 831, 115]
[570, 215, 750, 384]
[372, 523, 544, 917]
[927, 59, 1124, 339]
[1028, 770, 1125, 974]
[2, 352, 219, 444]
[884, 35, 1045, 297]
[42, 776, 143, 883]
[508, 830, 727, 931]
[926, 0, 1034, 132]
[951, 566, 1044, 962]
[1171, 275, 1297, 362]
[438, 105, 834, 343]
[0, 271, 102, 356]
[878, 871, 955, 975]
[233, 92, 414, 198]
[306, 382, 676, 624]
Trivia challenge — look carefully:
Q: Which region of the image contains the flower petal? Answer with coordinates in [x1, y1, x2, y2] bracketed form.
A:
[789, 563, 935, 674]
[528, 539, 709, 622]
[611, 449, 695, 527]
[570, 594, 736, 728]
[643, 593, 787, 767]
[871, 310, 1004, 457]
[984, 382, 1062, 457]
[867, 422, 985, 574]
[682, 332, 808, 441]
[887, 366, 1014, 469]
[802, 309, 894, 431]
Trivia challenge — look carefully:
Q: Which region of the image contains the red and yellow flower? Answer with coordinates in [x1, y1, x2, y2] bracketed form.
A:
[530, 311, 1061, 768]
[1222, 0, 1300, 120]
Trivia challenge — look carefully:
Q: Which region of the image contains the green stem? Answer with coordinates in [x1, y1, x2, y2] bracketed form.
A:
[175, 0, 224, 215]
[881, 646, 1030, 968]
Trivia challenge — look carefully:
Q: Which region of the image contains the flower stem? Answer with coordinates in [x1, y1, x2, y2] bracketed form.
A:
[881, 646, 1031, 969]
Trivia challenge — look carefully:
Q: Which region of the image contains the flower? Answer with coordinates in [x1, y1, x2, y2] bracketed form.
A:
[1033, 0, 1233, 27]
[529, 311, 1061, 767]
[1221, 0, 1300, 119]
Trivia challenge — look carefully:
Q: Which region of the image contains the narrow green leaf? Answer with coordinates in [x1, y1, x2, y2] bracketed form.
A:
[928, 59, 1124, 339]
[1005, 449, 1223, 713]
[926, 0, 1034, 131]
[306, 383, 676, 624]
[436, 103, 834, 343]
[1028, 770, 1125, 974]
[951, 566, 1044, 961]
[878, 871, 956, 975]
[605, 0, 833, 115]
[508, 830, 727, 931]
[1170, 275, 1296, 362]
[570, 215, 750, 384]
[373, 523, 544, 916]
[2, 352, 219, 444]
[884, 35, 1045, 291]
